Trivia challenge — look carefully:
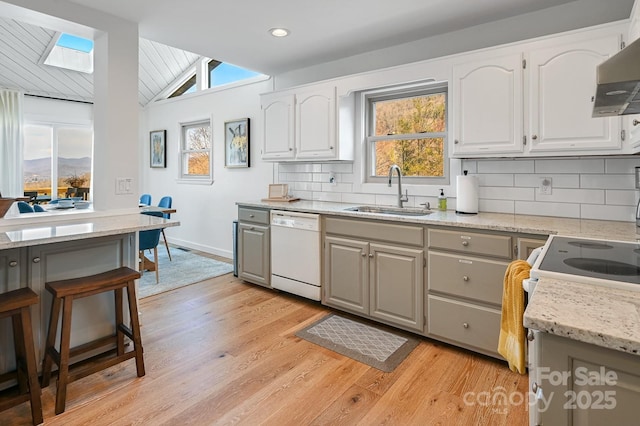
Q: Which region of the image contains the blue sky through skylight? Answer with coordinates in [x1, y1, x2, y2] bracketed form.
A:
[57, 33, 94, 53]
[210, 63, 261, 87]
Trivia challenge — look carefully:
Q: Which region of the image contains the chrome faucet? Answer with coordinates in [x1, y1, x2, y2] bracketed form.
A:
[388, 164, 409, 208]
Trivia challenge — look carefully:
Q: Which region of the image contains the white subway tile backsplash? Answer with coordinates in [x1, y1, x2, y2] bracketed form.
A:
[276, 156, 639, 223]
[478, 187, 535, 201]
[312, 192, 342, 202]
[580, 174, 635, 190]
[580, 204, 635, 222]
[321, 163, 354, 173]
[477, 174, 514, 187]
[605, 190, 636, 206]
[604, 158, 640, 174]
[514, 174, 579, 188]
[479, 199, 515, 214]
[321, 183, 353, 192]
[515, 201, 580, 218]
[535, 188, 604, 204]
[341, 192, 376, 205]
[477, 160, 535, 174]
[535, 158, 604, 174]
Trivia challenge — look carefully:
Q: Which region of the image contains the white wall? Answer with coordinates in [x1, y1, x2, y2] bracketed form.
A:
[141, 80, 274, 258]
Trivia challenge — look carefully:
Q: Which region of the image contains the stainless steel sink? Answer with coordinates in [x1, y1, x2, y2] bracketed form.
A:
[344, 206, 433, 216]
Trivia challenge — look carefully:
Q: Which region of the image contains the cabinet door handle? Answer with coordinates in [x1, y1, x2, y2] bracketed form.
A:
[461, 241, 469, 246]
[361, 252, 366, 257]
[32, 257, 41, 263]
[463, 275, 469, 281]
[532, 135, 538, 140]
[532, 382, 539, 393]
[463, 322, 469, 329]
[527, 330, 535, 341]
[289, 148, 293, 151]
[368, 253, 374, 258]
[329, 146, 334, 150]
[454, 139, 459, 144]
[634, 119, 640, 126]
[250, 226, 255, 231]
[9, 260, 17, 267]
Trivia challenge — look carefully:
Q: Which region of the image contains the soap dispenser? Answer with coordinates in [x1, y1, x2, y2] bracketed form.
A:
[438, 188, 447, 211]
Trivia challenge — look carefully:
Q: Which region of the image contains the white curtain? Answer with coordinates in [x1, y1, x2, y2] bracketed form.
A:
[0, 89, 23, 198]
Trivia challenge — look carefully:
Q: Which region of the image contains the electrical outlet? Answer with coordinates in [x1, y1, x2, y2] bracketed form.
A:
[329, 172, 337, 186]
[539, 177, 552, 195]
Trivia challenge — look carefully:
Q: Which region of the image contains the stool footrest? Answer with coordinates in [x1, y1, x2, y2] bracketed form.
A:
[0, 392, 30, 412]
[68, 351, 138, 384]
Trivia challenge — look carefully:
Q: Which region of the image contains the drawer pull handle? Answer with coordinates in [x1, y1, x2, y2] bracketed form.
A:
[462, 241, 469, 246]
[9, 260, 17, 267]
[463, 275, 469, 281]
[463, 322, 469, 329]
[32, 257, 40, 264]
[527, 330, 535, 341]
[249, 214, 255, 218]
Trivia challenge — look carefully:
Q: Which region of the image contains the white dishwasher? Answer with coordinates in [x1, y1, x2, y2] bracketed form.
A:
[270, 210, 321, 301]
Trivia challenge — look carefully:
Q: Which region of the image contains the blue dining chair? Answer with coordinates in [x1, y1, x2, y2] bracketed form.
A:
[139, 194, 152, 206]
[17, 201, 34, 213]
[139, 211, 164, 284]
[157, 196, 173, 261]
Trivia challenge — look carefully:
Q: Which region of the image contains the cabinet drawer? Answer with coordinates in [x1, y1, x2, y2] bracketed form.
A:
[428, 228, 512, 259]
[428, 295, 501, 355]
[238, 207, 270, 225]
[325, 217, 423, 247]
[428, 252, 508, 305]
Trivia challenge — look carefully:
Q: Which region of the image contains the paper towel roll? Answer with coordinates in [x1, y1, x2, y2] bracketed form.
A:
[456, 174, 478, 214]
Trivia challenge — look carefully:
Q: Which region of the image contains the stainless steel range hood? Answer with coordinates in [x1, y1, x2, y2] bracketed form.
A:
[593, 37, 640, 117]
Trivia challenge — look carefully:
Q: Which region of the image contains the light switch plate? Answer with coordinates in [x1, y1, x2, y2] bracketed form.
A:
[115, 177, 134, 195]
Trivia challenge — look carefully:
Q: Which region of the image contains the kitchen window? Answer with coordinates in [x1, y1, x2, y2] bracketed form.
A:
[365, 83, 448, 185]
[179, 119, 212, 184]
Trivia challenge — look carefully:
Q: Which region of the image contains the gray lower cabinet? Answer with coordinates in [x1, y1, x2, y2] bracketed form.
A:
[532, 331, 640, 425]
[427, 227, 512, 358]
[324, 217, 424, 333]
[0, 248, 28, 374]
[237, 207, 270, 288]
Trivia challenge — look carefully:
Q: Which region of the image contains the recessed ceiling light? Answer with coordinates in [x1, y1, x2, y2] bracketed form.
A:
[269, 28, 290, 37]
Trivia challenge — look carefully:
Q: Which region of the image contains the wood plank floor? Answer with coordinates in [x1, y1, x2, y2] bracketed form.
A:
[4, 257, 529, 425]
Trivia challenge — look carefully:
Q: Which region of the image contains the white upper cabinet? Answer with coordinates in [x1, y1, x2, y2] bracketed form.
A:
[628, 1, 640, 151]
[295, 86, 337, 159]
[452, 27, 624, 158]
[261, 85, 353, 161]
[528, 35, 621, 154]
[452, 53, 524, 156]
[261, 93, 295, 160]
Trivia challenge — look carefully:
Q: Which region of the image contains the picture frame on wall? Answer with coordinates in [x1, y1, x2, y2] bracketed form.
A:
[224, 118, 250, 168]
[150, 130, 166, 168]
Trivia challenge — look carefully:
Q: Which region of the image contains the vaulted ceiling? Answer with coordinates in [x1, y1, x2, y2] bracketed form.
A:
[0, 16, 201, 106]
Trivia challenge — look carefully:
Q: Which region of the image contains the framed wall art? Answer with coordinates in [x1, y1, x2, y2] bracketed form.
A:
[150, 130, 166, 168]
[224, 118, 250, 168]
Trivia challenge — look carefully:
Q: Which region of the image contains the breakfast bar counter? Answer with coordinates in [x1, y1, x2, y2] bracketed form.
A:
[0, 210, 180, 379]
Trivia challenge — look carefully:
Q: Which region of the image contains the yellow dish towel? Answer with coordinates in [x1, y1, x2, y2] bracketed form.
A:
[498, 259, 531, 375]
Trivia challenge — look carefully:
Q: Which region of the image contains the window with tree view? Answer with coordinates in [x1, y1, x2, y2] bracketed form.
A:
[180, 120, 211, 181]
[367, 86, 447, 183]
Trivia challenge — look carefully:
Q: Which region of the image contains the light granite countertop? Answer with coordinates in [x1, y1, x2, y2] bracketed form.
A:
[237, 199, 639, 241]
[238, 199, 640, 354]
[0, 211, 180, 249]
[524, 278, 640, 356]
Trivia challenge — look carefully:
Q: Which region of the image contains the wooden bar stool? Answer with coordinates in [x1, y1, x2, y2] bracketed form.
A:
[41, 267, 144, 415]
[0, 288, 43, 425]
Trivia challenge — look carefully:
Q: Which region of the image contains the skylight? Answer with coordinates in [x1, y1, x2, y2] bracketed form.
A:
[42, 33, 94, 74]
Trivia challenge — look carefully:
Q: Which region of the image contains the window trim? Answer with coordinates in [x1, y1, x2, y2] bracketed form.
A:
[176, 118, 213, 185]
[363, 82, 450, 186]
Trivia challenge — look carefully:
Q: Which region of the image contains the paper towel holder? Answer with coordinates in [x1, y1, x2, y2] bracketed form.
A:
[455, 170, 479, 215]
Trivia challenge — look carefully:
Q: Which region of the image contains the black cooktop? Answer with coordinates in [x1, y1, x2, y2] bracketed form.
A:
[538, 236, 640, 285]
